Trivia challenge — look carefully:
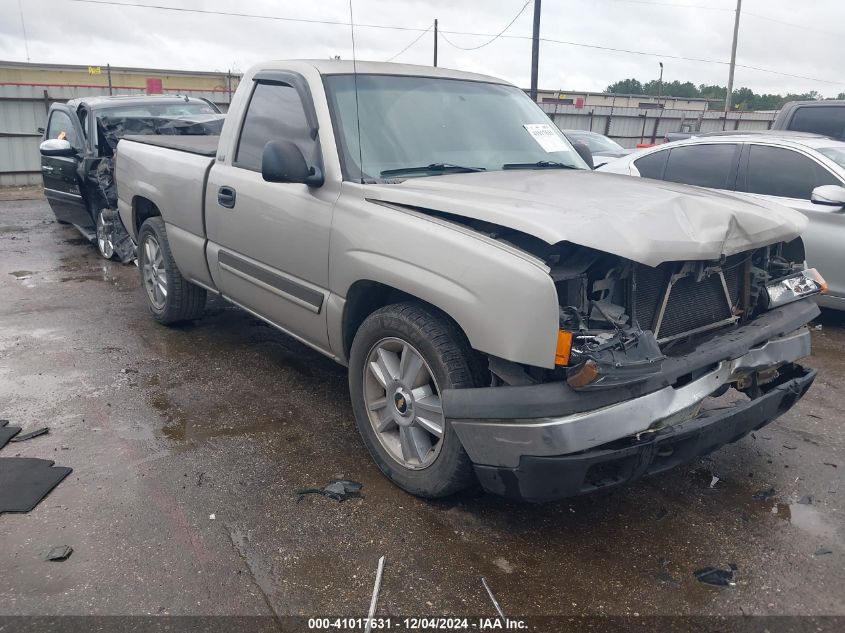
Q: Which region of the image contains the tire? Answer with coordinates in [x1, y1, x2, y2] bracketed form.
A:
[137, 217, 207, 325]
[349, 301, 482, 498]
[96, 208, 115, 260]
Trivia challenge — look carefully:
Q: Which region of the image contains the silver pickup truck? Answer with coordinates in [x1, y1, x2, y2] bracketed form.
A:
[116, 60, 825, 502]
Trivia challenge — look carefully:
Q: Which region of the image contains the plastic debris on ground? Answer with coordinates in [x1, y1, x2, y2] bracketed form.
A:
[814, 548, 833, 556]
[752, 487, 777, 501]
[709, 475, 720, 488]
[797, 495, 814, 505]
[296, 480, 363, 502]
[10, 427, 49, 442]
[694, 564, 737, 587]
[45, 545, 73, 561]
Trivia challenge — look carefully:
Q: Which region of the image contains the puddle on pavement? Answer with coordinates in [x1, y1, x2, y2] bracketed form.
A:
[773, 502, 842, 545]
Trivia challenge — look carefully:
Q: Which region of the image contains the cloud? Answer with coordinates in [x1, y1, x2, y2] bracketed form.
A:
[1, 0, 843, 96]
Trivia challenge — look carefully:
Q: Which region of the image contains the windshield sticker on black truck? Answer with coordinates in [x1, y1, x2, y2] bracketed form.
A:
[523, 123, 570, 153]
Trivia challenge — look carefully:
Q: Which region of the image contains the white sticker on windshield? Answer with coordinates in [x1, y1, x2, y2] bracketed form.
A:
[523, 123, 570, 153]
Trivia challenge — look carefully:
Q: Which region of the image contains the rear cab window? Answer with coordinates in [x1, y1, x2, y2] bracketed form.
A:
[789, 106, 845, 140]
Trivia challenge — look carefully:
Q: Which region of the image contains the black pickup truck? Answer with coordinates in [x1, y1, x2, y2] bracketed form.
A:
[38, 94, 223, 260]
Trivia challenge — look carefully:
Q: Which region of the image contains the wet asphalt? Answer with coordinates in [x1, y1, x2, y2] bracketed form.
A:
[0, 192, 843, 619]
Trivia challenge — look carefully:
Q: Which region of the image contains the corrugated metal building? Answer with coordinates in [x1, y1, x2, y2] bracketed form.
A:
[535, 89, 711, 112]
[0, 61, 239, 186]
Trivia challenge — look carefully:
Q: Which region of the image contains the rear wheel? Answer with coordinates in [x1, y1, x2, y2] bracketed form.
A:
[349, 302, 482, 498]
[138, 217, 206, 324]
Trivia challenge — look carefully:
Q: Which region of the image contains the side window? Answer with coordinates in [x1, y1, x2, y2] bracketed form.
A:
[790, 106, 845, 140]
[633, 150, 669, 179]
[663, 144, 736, 189]
[235, 82, 316, 172]
[46, 110, 81, 149]
[743, 145, 838, 200]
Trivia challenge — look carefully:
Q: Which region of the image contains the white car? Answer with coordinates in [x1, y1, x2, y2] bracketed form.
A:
[598, 131, 845, 310]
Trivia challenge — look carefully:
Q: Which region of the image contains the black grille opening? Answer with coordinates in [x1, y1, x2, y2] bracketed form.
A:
[632, 257, 745, 344]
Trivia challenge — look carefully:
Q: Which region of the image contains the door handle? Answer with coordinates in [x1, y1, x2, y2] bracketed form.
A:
[42, 165, 54, 172]
[218, 186, 236, 208]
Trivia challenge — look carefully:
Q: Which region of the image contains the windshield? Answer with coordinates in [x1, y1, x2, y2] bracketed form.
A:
[96, 102, 218, 118]
[324, 74, 586, 180]
[818, 146, 845, 170]
[566, 131, 624, 153]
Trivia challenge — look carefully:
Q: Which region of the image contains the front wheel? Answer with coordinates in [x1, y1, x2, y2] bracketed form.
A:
[96, 208, 115, 260]
[137, 217, 207, 325]
[349, 302, 482, 498]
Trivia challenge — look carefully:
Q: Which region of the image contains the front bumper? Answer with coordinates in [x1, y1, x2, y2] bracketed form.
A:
[444, 300, 819, 501]
[472, 364, 815, 502]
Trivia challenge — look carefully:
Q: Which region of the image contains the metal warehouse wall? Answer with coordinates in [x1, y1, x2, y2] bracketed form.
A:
[543, 102, 777, 148]
[0, 84, 232, 187]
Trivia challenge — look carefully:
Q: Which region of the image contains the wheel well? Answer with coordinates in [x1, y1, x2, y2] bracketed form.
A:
[342, 281, 411, 359]
[133, 197, 161, 235]
[342, 280, 490, 385]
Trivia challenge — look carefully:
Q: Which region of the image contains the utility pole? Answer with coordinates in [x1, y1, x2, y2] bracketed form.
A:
[107, 63, 113, 95]
[657, 62, 664, 99]
[530, 0, 541, 102]
[725, 0, 742, 113]
[433, 19, 438, 67]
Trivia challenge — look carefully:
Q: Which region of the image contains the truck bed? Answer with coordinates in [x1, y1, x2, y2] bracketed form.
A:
[121, 134, 219, 157]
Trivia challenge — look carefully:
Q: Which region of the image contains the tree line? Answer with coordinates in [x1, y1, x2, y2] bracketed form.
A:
[605, 78, 844, 111]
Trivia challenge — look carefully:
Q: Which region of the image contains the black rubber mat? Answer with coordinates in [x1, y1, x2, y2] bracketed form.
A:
[0, 458, 72, 514]
[0, 420, 21, 450]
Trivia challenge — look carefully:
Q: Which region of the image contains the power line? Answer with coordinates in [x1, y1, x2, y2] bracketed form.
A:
[438, 1, 532, 51]
[59, 0, 845, 87]
[593, 0, 733, 11]
[65, 0, 430, 33]
[17, 0, 30, 61]
[385, 25, 432, 62]
[743, 11, 840, 38]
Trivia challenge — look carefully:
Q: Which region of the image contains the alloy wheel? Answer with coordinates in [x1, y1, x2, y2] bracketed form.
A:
[141, 235, 167, 310]
[363, 337, 445, 470]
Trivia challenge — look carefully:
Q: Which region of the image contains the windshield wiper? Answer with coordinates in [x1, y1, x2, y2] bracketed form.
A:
[380, 163, 486, 177]
[502, 160, 578, 170]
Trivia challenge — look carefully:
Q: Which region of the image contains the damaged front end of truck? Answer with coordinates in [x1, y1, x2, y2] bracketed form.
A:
[442, 229, 823, 502]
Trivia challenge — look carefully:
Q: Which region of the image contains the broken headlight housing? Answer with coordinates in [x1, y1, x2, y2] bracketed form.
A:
[764, 268, 826, 309]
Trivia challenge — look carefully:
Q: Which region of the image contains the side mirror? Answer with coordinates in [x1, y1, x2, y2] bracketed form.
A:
[571, 141, 594, 170]
[261, 140, 323, 187]
[40, 139, 76, 157]
[811, 184, 845, 207]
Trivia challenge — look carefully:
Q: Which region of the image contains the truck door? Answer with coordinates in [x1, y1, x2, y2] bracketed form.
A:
[205, 74, 336, 351]
[41, 106, 89, 227]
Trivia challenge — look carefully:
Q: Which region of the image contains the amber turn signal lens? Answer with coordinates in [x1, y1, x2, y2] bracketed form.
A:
[804, 268, 828, 294]
[567, 360, 601, 388]
[555, 330, 573, 366]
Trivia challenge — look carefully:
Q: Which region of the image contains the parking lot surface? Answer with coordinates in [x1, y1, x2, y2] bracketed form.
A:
[1, 194, 843, 619]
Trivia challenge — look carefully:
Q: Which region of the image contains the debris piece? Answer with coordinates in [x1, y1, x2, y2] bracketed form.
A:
[296, 480, 363, 502]
[783, 444, 797, 450]
[814, 548, 833, 556]
[752, 487, 777, 501]
[10, 427, 49, 443]
[709, 475, 720, 488]
[45, 545, 73, 561]
[364, 556, 385, 633]
[0, 420, 22, 450]
[807, 414, 823, 420]
[823, 462, 838, 468]
[813, 324, 823, 331]
[0, 458, 73, 514]
[655, 507, 669, 520]
[694, 564, 737, 587]
[481, 577, 506, 621]
[209, 513, 216, 520]
[797, 495, 813, 505]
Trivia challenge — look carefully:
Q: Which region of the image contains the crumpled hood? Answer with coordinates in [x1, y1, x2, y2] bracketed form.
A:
[364, 170, 807, 266]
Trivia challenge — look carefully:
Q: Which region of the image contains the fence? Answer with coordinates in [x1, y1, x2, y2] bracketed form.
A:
[0, 83, 233, 187]
[2, 87, 780, 187]
[542, 102, 777, 149]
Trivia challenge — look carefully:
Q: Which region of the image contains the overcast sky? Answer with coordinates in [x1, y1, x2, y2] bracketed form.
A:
[1, 0, 843, 96]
